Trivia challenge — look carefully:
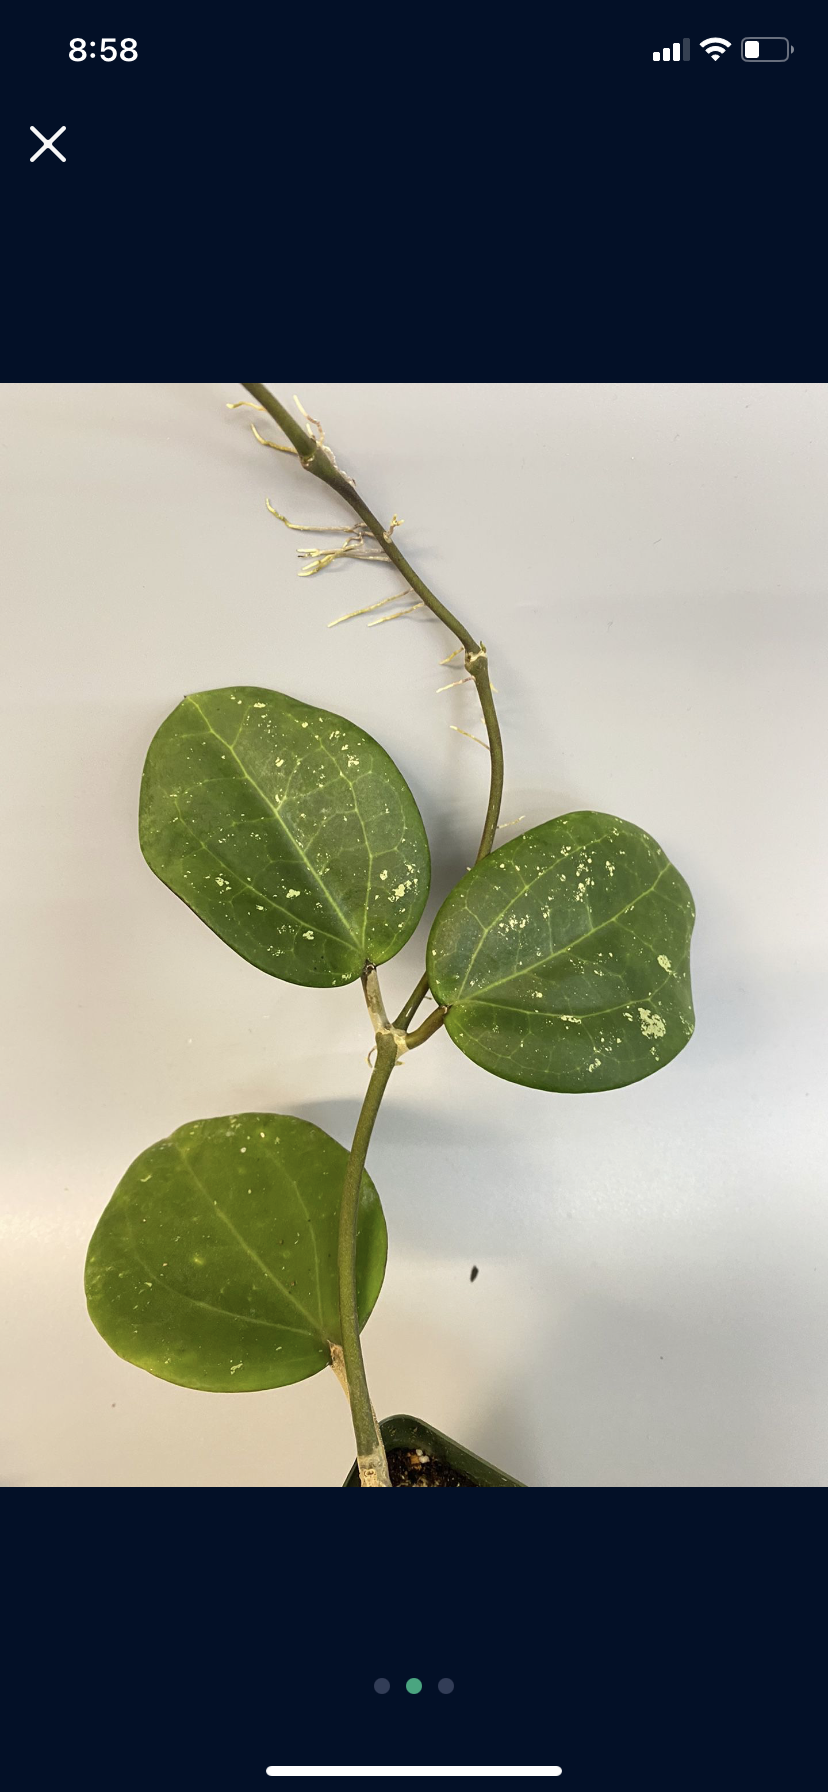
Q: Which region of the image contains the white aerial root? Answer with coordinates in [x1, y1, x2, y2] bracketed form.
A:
[450, 725, 490, 750]
[328, 591, 411, 628]
[437, 675, 497, 693]
[266, 500, 372, 536]
[367, 601, 424, 627]
[250, 423, 299, 454]
[231, 397, 427, 639]
[297, 540, 387, 576]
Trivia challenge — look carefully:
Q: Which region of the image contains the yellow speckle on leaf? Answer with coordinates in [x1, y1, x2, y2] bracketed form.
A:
[657, 954, 672, 971]
[638, 1007, 666, 1038]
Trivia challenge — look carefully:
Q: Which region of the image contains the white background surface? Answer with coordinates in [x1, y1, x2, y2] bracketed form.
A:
[2, 382, 826, 1487]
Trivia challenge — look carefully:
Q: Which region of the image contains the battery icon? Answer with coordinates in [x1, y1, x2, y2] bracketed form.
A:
[741, 38, 792, 61]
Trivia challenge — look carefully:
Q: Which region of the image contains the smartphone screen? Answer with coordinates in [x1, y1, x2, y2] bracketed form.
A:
[3, 12, 823, 1791]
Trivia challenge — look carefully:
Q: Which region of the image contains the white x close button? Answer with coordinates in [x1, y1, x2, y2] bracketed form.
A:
[30, 126, 67, 163]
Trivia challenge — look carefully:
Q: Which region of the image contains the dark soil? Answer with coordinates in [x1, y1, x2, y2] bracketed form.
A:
[387, 1446, 476, 1487]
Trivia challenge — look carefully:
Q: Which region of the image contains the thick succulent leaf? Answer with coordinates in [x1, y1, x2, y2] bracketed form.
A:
[139, 687, 430, 987]
[427, 811, 695, 1093]
[85, 1114, 387, 1392]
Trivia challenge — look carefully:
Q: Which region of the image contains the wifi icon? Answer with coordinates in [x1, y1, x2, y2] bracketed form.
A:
[700, 36, 731, 59]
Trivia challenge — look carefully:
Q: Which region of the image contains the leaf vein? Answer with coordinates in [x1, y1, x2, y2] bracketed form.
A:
[184, 697, 359, 948]
[457, 861, 672, 1004]
[171, 1142, 322, 1333]
[172, 802, 353, 952]
[455, 829, 617, 997]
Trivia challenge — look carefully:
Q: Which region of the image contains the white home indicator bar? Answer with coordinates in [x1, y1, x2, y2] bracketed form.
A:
[265, 1771, 563, 1779]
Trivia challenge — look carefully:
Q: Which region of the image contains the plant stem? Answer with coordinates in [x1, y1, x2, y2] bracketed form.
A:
[241, 384, 506, 1484]
[240, 382, 504, 862]
[337, 1024, 397, 1487]
[405, 1004, 450, 1050]
[394, 971, 430, 1032]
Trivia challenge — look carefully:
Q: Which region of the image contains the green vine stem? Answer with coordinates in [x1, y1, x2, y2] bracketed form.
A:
[336, 1010, 397, 1488]
[240, 382, 505, 1485]
[240, 382, 504, 862]
[393, 970, 430, 1032]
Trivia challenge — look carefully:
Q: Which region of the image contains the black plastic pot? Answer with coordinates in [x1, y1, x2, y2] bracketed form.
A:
[343, 1412, 524, 1487]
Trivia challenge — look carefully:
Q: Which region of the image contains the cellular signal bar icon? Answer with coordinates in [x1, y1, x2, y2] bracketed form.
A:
[653, 39, 690, 61]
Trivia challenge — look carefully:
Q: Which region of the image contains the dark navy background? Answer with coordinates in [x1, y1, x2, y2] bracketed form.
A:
[3, 7, 824, 376]
[9, 1491, 823, 1786]
[5, 7, 825, 1787]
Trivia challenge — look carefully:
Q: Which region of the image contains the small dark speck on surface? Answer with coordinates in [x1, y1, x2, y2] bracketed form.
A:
[470, 1265, 479, 1282]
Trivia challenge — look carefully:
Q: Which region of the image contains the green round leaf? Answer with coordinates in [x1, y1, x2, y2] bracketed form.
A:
[139, 687, 430, 987]
[427, 812, 695, 1093]
[85, 1114, 387, 1392]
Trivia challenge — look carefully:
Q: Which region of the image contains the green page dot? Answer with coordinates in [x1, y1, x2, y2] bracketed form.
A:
[406, 1677, 423, 1695]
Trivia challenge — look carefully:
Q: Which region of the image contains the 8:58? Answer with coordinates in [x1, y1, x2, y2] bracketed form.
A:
[69, 39, 138, 60]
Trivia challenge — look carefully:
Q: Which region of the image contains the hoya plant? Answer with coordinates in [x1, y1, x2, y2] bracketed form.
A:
[84, 384, 696, 1487]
